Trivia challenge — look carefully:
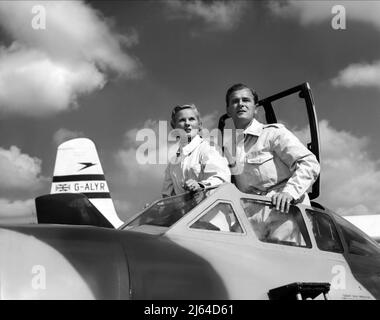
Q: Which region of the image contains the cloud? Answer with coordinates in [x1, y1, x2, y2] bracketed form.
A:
[201, 111, 219, 131]
[0, 146, 48, 191]
[164, 0, 248, 31]
[305, 120, 380, 215]
[0, 1, 139, 117]
[116, 148, 167, 185]
[343, 214, 380, 238]
[331, 61, 380, 89]
[0, 198, 36, 224]
[338, 204, 371, 217]
[268, 1, 380, 90]
[268, 0, 332, 25]
[53, 128, 85, 146]
[114, 199, 132, 215]
[116, 111, 219, 185]
[268, 1, 380, 29]
[112, 119, 174, 214]
[115, 119, 175, 185]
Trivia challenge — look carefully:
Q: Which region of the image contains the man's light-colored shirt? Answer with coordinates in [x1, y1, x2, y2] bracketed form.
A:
[162, 135, 231, 197]
[231, 119, 320, 202]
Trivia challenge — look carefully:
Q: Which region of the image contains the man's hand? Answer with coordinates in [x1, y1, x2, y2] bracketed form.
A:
[271, 192, 294, 213]
[184, 179, 202, 192]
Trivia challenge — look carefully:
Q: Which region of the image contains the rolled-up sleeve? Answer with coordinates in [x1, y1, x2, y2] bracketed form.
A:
[271, 127, 320, 200]
[199, 145, 231, 188]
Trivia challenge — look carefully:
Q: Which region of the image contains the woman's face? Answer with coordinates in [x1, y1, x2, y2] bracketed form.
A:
[173, 108, 201, 139]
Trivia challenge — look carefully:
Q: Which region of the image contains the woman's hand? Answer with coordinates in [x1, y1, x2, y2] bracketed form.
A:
[184, 179, 203, 192]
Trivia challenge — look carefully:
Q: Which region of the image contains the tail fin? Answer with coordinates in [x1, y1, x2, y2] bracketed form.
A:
[51, 138, 123, 228]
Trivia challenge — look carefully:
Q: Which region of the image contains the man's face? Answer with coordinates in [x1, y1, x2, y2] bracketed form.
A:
[227, 88, 256, 127]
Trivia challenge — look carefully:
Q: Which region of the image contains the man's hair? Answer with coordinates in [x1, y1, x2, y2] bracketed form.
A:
[225, 83, 259, 107]
[170, 103, 202, 129]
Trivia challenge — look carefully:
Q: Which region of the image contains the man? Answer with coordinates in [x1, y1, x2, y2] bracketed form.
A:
[225, 83, 320, 213]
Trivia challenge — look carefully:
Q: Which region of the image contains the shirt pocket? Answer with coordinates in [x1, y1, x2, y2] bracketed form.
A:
[245, 152, 276, 186]
[246, 152, 273, 165]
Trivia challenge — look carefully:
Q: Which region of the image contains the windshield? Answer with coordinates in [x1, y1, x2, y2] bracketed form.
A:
[334, 214, 380, 257]
[123, 190, 208, 229]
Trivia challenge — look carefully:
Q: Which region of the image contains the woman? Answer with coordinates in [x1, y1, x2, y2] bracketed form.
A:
[162, 104, 230, 197]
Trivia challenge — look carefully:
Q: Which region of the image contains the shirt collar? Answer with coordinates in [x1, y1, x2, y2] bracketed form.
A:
[178, 135, 203, 156]
[243, 119, 263, 137]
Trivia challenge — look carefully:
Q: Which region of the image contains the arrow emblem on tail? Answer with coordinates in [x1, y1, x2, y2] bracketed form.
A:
[78, 162, 97, 171]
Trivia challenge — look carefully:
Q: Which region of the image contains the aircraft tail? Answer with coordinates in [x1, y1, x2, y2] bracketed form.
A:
[50, 138, 123, 228]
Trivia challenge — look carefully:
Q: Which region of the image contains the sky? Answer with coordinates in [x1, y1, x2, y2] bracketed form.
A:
[0, 0, 380, 222]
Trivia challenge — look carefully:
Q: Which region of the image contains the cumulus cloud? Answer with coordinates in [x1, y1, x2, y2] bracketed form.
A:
[0, 1, 139, 117]
[116, 148, 167, 185]
[116, 111, 220, 185]
[268, 1, 380, 28]
[268, 0, 332, 25]
[296, 120, 380, 215]
[115, 119, 176, 185]
[268, 1, 380, 90]
[201, 111, 219, 131]
[0, 146, 48, 191]
[164, 0, 248, 31]
[53, 128, 85, 146]
[0, 198, 36, 224]
[344, 214, 380, 238]
[114, 199, 132, 214]
[339, 204, 371, 217]
[331, 61, 380, 89]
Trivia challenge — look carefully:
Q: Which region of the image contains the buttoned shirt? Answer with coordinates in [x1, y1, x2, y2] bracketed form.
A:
[230, 119, 320, 202]
[162, 135, 231, 197]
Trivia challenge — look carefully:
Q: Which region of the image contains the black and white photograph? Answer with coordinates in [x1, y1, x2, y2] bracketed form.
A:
[0, 0, 380, 301]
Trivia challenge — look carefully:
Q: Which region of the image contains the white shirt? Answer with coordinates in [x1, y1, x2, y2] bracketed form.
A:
[230, 119, 320, 202]
[162, 135, 231, 196]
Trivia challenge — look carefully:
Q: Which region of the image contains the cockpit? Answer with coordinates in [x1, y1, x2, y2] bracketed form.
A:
[121, 182, 380, 260]
[121, 189, 208, 231]
[121, 184, 312, 247]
